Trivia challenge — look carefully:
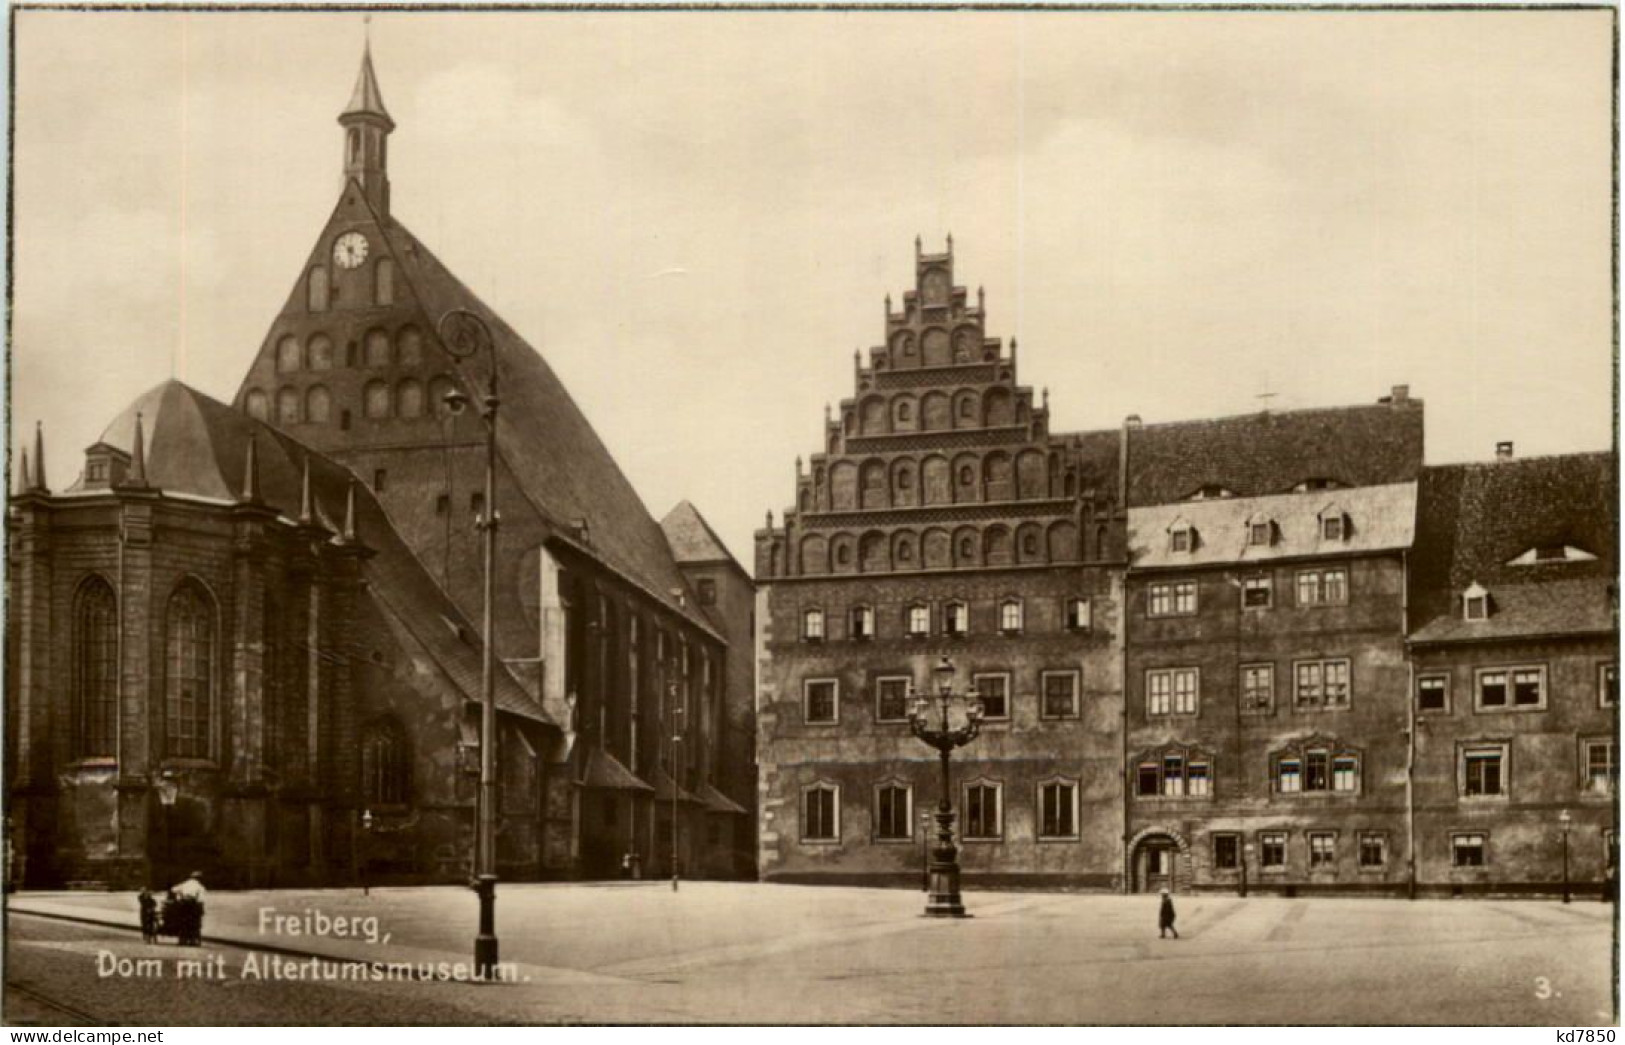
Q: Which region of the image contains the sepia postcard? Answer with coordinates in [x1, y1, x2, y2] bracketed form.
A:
[2, 2, 1618, 1030]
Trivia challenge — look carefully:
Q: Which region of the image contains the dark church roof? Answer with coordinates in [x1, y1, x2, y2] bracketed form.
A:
[85, 381, 550, 724]
[1123, 398, 1425, 507]
[661, 500, 748, 577]
[1409, 451, 1617, 644]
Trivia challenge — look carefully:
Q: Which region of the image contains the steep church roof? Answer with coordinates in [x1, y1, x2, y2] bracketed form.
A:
[340, 42, 393, 129]
[86, 380, 550, 724]
[661, 500, 748, 577]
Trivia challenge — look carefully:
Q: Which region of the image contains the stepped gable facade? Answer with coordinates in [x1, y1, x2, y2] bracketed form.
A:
[1407, 451, 1618, 894]
[6, 381, 553, 889]
[754, 240, 1128, 888]
[223, 43, 755, 879]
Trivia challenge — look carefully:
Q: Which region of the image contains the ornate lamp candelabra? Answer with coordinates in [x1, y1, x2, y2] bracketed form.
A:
[907, 656, 985, 918]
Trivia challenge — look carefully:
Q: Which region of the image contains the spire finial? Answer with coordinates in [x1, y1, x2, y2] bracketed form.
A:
[18, 446, 30, 496]
[33, 421, 46, 493]
[342, 477, 359, 543]
[795, 455, 802, 473]
[127, 411, 148, 487]
[915, 234, 921, 259]
[978, 286, 985, 310]
[766, 509, 774, 529]
[299, 455, 314, 525]
[825, 403, 832, 423]
[947, 231, 954, 253]
[240, 432, 261, 503]
[1042, 387, 1050, 410]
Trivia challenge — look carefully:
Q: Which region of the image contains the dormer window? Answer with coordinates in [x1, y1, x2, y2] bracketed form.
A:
[1294, 477, 1345, 493]
[1508, 544, 1599, 565]
[82, 443, 130, 490]
[850, 605, 875, 641]
[1318, 505, 1349, 542]
[1168, 519, 1197, 553]
[1463, 582, 1489, 622]
[1186, 484, 1234, 501]
[1246, 515, 1275, 548]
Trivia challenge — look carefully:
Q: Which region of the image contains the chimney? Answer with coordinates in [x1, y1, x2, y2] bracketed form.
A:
[1125, 414, 1143, 430]
[1495, 441, 1515, 462]
[1388, 384, 1410, 404]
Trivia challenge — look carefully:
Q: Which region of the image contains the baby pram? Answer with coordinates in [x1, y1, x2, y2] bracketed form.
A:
[158, 893, 204, 946]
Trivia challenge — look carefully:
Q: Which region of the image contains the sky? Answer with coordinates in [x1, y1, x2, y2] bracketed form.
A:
[10, 8, 1615, 571]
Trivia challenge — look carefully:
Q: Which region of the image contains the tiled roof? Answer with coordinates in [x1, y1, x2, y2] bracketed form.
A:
[1128, 482, 1417, 570]
[693, 781, 749, 815]
[1124, 400, 1424, 507]
[89, 381, 550, 725]
[660, 500, 748, 576]
[578, 746, 652, 791]
[1410, 452, 1618, 643]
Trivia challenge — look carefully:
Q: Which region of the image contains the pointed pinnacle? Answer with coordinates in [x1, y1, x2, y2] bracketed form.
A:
[299, 455, 314, 525]
[33, 421, 46, 492]
[18, 446, 29, 495]
[342, 478, 358, 543]
[241, 433, 261, 503]
[127, 412, 148, 487]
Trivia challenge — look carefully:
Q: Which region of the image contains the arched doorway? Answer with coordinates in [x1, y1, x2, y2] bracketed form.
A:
[1129, 828, 1192, 893]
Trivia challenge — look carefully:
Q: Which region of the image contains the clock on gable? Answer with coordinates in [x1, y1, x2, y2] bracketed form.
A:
[333, 231, 370, 269]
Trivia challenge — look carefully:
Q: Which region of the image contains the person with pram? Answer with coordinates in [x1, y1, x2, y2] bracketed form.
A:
[141, 871, 206, 945]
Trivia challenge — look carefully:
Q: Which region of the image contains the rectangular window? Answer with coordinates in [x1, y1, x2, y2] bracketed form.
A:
[1417, 675, 1448, 712]
[471, 492, 485, 516]
[1161, 755, 1185, 797]
[1249, 522, 1272, 547]
[1296, 659, 1351, 710]
[803, 679, 838, 725]
[1322, 515, 1345, 541]
[874, 785, 912, 841]
[1260, 832, 1287, 870]
[1170, 528, 1192, 553]
[1038, 780, 1077, 839]
[1041, 672, 1080, 719]
[1297, 567, 1350, 606]
[1241, 663, 1274, 714]
[875, 677, 911, 723]
[944, 603, 968, 636]
[803, 609, 825, 641]
[1584, 739, 1617, 794]
[1148, 581, 1197, 618]
[1463, 746, 1505, 797]
[1187, 761, 1211, 798]
[1359, 833, 1387, 869]
[1602, 664, 1618, 708]
[435, 493, 450, 516]
[1452, 833, 1486, 867]
[1305, 750, 1330, 792]
[963, 783, 1002, 840]
[973, 674, 1010, 721]
[1333, 756, 1358, 793]
[907, 605, 930, 637]
[999, 601, 1023, 633]
[1308, 832, 1336, 869]
[1477, 665, 1545, 711]
[1137, 763, 1160, 798]
[850, 606, 874, 640]
[802, 786, 839, 842]
[1066, 598, 1092, 631]
[1278, 757, 1302, 793]
[695, 578, 717, 606]
[1242, 576, 1272, 609]
[1146, 668, 1198, 717]
[1213, 833, 1240, 871]
[373, 468, 387, 492]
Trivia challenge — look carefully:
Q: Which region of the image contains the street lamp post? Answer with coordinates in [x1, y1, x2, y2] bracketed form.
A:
[919, 809, 933, 892]
[670, 689, 684, 893]
[1559, 808, 1573, 904]
[155, 770, 179, 885]
[360, 809, 374, 897]
[906, 657, 985, 918]
[437, 309, 501, 979]
[1240, 841, 1252, 898]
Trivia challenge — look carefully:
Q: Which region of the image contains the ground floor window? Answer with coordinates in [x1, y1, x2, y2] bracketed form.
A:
[1308, 831, 1337, 869]
[873, 783, 912, 841]
[1212, 833, 1240, 871]
[963, 781, 1002, 840]
[1359, 833, 1387, 869]
[1260, 832, 1287, 871]
[1037, 779, 1078, 840]
[1583, 738, 1617, 794]
[801, 784, 839, 842]
[1452, 832, 1487, 867]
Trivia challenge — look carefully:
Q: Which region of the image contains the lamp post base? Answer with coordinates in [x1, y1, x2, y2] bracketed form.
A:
[473, 874, 499, 979]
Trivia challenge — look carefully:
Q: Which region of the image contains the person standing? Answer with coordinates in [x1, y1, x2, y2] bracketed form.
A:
[171, 871, 206, 946]
[137, 887, 158, 944]
[1158, 888, 1179, 939]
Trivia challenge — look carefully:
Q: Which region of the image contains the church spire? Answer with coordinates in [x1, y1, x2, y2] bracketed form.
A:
[338, 26, 394, 217]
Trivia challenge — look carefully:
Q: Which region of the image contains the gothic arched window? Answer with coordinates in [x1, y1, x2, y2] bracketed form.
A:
[364, 380, 392, 419]
[308, 334, 334, 371]
[362, 719, 410, 807]
[397, 326, 423, 367]
[245, 389, 269, 421]
[364, 329, 392, 369]
[73, 577, 118, 759]
[276, 387, 300, 425]
[276, 335, 302, 373]
[307, 266, 329, 313]
[165, 580, 215, 759]
[305, 385, 332, 425]
[397, 379, 424, 419]
[375, 258, 395, 307]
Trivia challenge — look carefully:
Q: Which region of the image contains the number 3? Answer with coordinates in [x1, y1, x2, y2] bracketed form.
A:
[1535, 976, 1553, 1000]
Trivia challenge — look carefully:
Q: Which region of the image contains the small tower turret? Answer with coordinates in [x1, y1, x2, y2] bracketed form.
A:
[338, 30, 395, 218]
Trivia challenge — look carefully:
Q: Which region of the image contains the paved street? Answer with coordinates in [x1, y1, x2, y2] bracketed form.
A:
[5, 883, 1616, 1025]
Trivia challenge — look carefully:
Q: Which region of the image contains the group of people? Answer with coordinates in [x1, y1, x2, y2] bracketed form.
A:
[137, 871, 207, 946]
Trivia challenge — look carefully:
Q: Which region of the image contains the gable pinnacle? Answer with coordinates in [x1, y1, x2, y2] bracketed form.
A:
[299, 455, 314, 525]
[17, 446, 29, 496]
[341, 477, 359, 544]
[33, 422, 47, 493]
[240, 432, 261, 503]
[126, 411, 148, 487]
